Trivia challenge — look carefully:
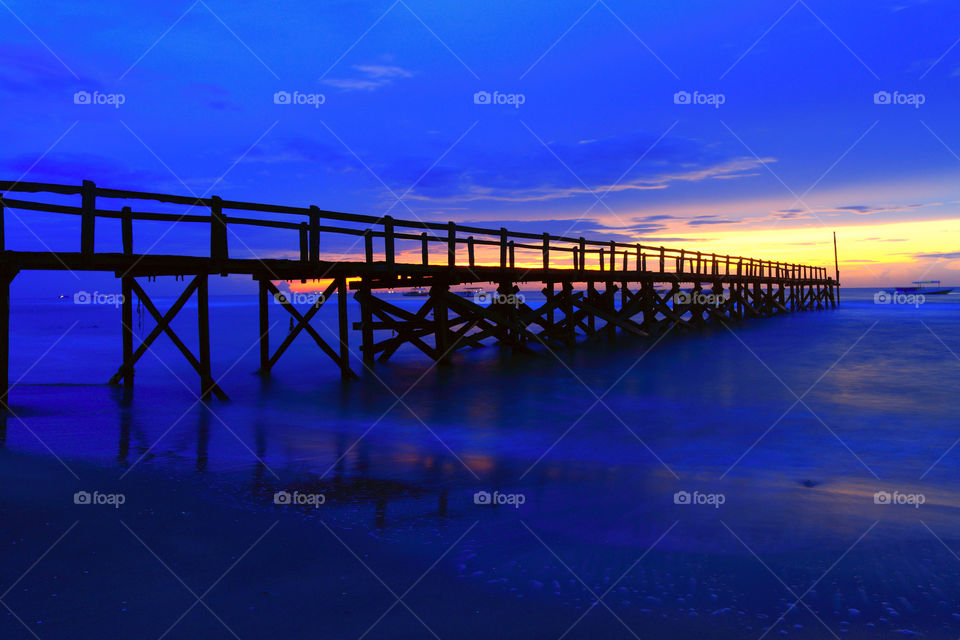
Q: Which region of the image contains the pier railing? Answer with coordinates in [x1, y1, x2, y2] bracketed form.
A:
[0, 180, 830, 280]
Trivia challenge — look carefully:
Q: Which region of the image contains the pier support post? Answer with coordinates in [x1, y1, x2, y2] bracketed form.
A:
[605, 281, 616, 339]
[121, 276, 133, 388]
[258, 278, 270, 373]
[198, 272, 213, 401]
[432, 282, 451, 362]
[337, 276, 351, 380]
[0, 269, 11, 409]
[586, 282, 597, 334]
[359, 280, 375, 368]
[561, 281, 576, 345]
[544, 281, 555, 332]
[120, 206, 134, 388]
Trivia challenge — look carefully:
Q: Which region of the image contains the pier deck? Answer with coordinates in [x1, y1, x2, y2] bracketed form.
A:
[0, 180, 838, 402]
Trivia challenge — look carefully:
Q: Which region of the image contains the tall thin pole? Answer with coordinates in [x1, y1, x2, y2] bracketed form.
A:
[833, 231, 840, 305]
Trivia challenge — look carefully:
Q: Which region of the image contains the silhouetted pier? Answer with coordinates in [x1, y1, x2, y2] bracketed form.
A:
[0, 180, 838, 402]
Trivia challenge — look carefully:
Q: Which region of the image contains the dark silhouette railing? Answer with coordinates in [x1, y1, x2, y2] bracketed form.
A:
[0, 180, 831, 281]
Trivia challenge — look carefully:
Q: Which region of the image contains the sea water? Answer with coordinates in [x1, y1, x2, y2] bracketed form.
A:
[2, 286, 959, 638]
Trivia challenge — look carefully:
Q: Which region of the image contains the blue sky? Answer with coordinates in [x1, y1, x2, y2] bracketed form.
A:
[4, 0, 960, 289]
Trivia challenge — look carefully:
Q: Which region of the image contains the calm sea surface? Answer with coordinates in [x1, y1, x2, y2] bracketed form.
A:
[2, 286, 959, 638]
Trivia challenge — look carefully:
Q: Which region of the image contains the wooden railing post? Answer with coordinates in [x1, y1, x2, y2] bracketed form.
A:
[579, 238, 586, 272]
[383, 215, 395, 276]
[121, 206, 133, 256]
[364, 230, 373, 264]
[500, 228, 508, 269]
[678, 249, 685, 273]
[635, 244, 642, 272]
[599, 248, 605, 272]
[298, 222, 308, 262]
[210, 196, 228, 263]
[659, 246, 665, 272]
[447, 221, 456, 267]
[421, 232, 429, 265]
[609, 241, 616, 271]
[468, 236, 475, 267]
[309, 205, 320, 264]
[542, 232, 550, 270]
[81, 179, 96, 263]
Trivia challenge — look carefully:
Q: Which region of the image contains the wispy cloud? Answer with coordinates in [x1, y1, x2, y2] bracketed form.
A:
[406, 155, 773, 204]
[322, 64, 413, 91]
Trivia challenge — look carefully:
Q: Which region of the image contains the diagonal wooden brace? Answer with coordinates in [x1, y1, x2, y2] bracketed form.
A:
[108, 275, 228, 400]
[262, 280, 357, 378]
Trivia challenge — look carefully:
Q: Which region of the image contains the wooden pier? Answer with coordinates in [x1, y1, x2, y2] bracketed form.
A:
[0, 180, 838, 402]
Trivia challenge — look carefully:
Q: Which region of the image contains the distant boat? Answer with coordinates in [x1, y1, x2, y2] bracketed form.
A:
[895, 280, 952, 295]
[455, 286, 486, 298]
[402, 287, 429, 297]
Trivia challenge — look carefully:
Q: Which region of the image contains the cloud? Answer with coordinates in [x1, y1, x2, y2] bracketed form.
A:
[686, 218, 738, 226]
[401, 128, 775, 203]
[0, 153, 174, 188]
[322, 65, 413, 91]
[242, 137, 355, 169]
[0, 45, 86, 94]
[914, 251, 960, 260]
